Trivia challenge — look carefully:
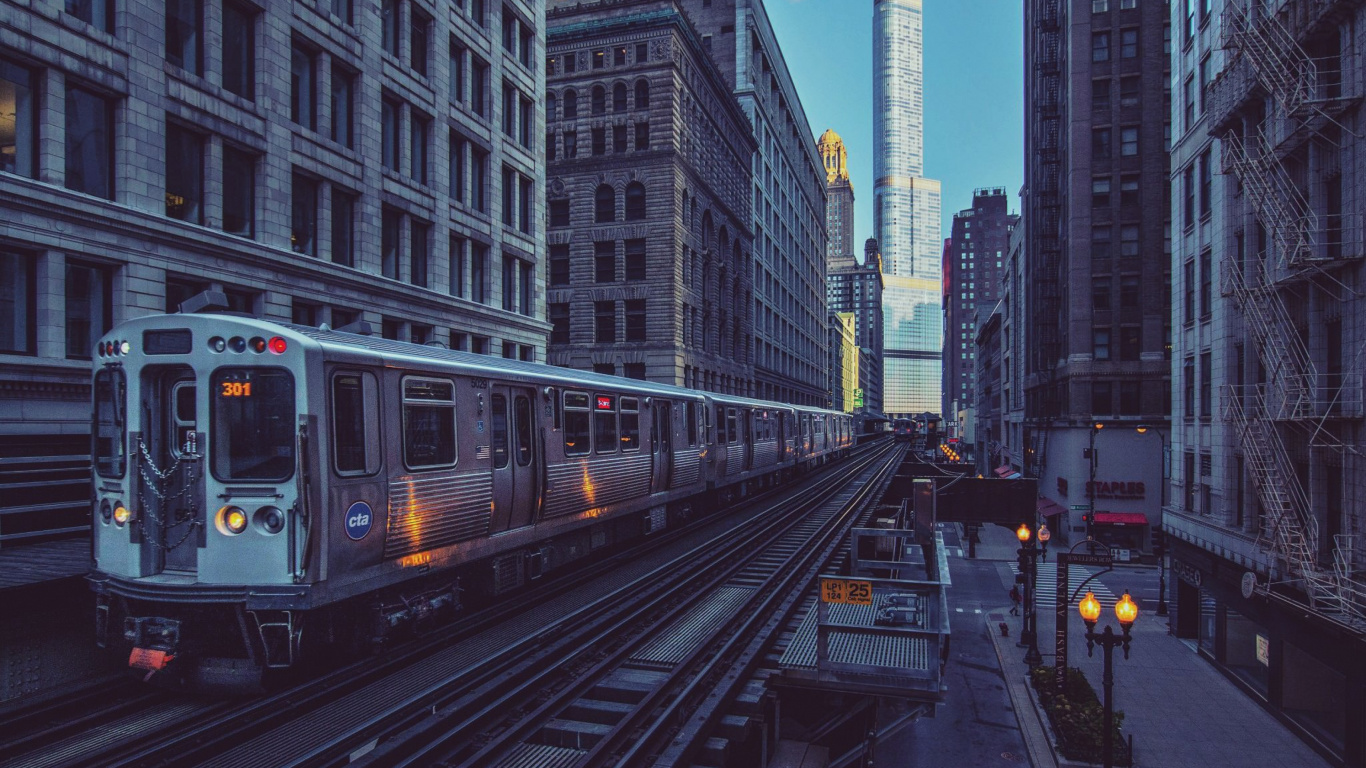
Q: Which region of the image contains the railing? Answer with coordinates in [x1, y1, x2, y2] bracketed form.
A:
[1223, 0, 1319, 115]
[1219, 255, 1315, 419]
[1222, 130, 1317, 271]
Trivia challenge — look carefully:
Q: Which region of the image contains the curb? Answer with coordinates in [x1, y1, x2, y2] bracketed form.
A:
[985, 607, 1057, 768]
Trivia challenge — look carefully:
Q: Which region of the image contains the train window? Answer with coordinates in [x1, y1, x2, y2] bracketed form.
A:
[715, 405, 726, 443]
[93, 368, 126, 478]
[726, 408, 738, 444]
[211, 368, 296, 482]
[594, 393, 617, 453]
[401, 377, 456, 470]
[514, 395, 533, 466]
[491, 394, 509, 469]
[619, 397, 639, 451]
[333, 372, 380, 475]
[564, 391, 590, 456]
[685, 401, 697, 446]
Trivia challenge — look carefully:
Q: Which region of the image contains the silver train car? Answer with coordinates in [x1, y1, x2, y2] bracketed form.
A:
[88, 309, 853, 685]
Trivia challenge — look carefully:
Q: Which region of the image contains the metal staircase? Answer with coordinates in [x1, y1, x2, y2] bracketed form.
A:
[1219, 255, 1314, 419]
[1221, 130, 1317, 270]
[1222, 0, 1318, 115]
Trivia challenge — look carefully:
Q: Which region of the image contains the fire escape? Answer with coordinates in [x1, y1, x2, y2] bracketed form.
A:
[1026, 0, 1063, 480]
[1209, 0, 1366, 622]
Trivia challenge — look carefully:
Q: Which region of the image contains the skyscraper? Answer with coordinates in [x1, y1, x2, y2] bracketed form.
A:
[874, 0, 943, 418]
[819, 129, 856, 270]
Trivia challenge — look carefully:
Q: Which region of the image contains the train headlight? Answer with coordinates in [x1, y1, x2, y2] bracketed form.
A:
[218, 506, 248, 535]
[208, 336, 227, 353]
[112, 503, 131, 526]
[255, 506, 286, 534]
[100, 499, 112, 524]
[119, 341, 131, 355]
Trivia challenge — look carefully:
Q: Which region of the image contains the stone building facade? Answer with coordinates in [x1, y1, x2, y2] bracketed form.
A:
[0, 0, 547, 542]
[818, 128, 855, 268]
[677, 0, 829, 406]
[1022, 0, 1171, 553]
[544, 0, 756, 389]
[827, 238, 885, 414]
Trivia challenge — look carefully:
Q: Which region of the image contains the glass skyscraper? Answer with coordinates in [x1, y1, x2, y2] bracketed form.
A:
[874, 0, 942, 417]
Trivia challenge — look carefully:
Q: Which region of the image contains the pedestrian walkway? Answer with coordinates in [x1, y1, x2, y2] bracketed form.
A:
[984, 561, 1331, 768]
[1009, 562, 1120, 607]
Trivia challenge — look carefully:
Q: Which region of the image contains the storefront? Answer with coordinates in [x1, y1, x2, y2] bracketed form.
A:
[1091, 512, 1148, 561]
[1169, 538, 1366, 766]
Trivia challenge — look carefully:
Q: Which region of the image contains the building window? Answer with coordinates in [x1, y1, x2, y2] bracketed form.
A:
[380, 0, 399, 56]
[331, 0, 352, 25]
[409, 112, 429, 183]
[591, 85, 606, 115]
[1120, 28, 1138, 58]
[166, 0, 203, 75]
[450, 131, 467, 203]
[591, 126, 605, 155]
[1093, 328, 1111, 360]
[410, 220, 429, 287]
[65, 0, 114, 31]
[520, 96, 533, 148]
[222, 2, 255, 100]
[549, 198, 569, 227]
[1092, 381, 1112, 415]
[1198, 54, 1210, 113]
[1119, 380, 1140, 415]
[1119, 75, 1139, 107]
[624, 362, 645, 380]
[471, 56, 489, 118]
[594, 184, 615, 222]
[563, 130, 577, 159]
[381, 93, 400, 171]
[635, 121, 650, 150]
[502, 83, 516, 137]
[0, 252, 35, 354]
[1092, 32, 1110, 62]
[1092, 177, 1111, 207]
[1120, 174, 1139, 207]
[625, 299, 646, 342]
[519, 174, 533, 234]
[1200, 350, 1212, 419]
[65, 261, 111, 360]
[549, 243, 569, 285]
[502, 254, 516, 311]
[624, 182, 646, 221]
[625, 238, 646, 281]
[1183, 164, 1196, 229]
[546, 131, 555, 162]
[519, 260, 532, 316]
[411, 7, 430, 76]
[0, 57, 36, 178]
[471, 242, 488, 303]
[1092, 79, 1110, 111]
[1091, 226, 1112, 260]
[451, 43, 466, 104]
[165, 122, 204, 223]
[502, 166, 515, 226]
[221, 145, 254, 236]
[381, 206, 401, 279]
[1183, 75, 1194, 129]
[1198, 149, 1212, 218]
[593, 49, 605, 69]
[550, 302, 569, 343]
[1093, 277, 1111, 310]
[291, 172, 318, 256]
[635, 79, 650, 108]
[291, 40, 317, 129]
[613, 82, 628, 111]
[1183, 358, 1195, 418]
[613, 124, 627, 153]
[331, 190, 355, 266]
[65, 86, 113, 199]
[330, 65, 354, 147]
[1120, 274, 1140, 308]
[595, 240, 615, 283]
[595, 300, 616, 342]
[564, 88, 578, 118]
[1120, 224, 1139, 258]
[1120, 126, 1138, 156]
[472, 147, 488, 211]
[1092, 128, 1111, 159]
[450, 236, 466, 297]
[1120, 326, 1140, 360]
[1199, 248, 1212, 319]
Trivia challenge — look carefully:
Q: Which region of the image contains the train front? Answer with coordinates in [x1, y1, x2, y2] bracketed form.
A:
[89, 313, 314, 688]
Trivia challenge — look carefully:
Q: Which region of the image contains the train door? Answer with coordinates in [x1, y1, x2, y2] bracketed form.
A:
[490, 386, 538, 532]
[141, 368, 202, 574]
[741, 409, 753, 470]
[652, 400, 673, 492]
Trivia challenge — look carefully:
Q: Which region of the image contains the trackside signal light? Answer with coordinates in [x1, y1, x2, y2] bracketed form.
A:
[268, 336, 287, 354]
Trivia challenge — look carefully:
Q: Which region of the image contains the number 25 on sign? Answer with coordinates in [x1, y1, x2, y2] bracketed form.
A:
[821, 578, 873, 605]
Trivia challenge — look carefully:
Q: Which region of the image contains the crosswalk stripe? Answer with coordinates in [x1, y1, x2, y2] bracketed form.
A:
[1009, 563, 1120, 605]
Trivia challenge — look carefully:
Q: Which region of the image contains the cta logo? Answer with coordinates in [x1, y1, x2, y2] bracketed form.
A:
[344, 501, 373, 541]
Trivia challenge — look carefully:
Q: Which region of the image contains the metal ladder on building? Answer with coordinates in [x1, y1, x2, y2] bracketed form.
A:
[1222, 0, 1318, 115]
[1219, 254, 1314, 420]
[1221, 130, 1318, 270]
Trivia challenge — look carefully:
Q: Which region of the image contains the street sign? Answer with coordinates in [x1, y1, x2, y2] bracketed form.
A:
[853, 389, 864, 407]
[1065, 552, 1113, 567]
[1069, 504, 1089, 511]
[821, 578, 873, 605]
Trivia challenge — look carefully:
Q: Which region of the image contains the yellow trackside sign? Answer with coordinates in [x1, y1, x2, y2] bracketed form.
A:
[821, 578, 873, 605]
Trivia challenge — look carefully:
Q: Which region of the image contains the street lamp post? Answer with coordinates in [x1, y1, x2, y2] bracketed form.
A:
[1087, 422, 1104, 540]
[1017, 523, 1044, 666]
[1079, 590, 1139, 768]
[1137, 425, 1169, 617]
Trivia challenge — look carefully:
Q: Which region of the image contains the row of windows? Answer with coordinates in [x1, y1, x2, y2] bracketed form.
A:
[547, 123, 651, 161]
[546, 183, 648, 227]
[1091, 326, 1145, 361]
[1091, 28, 1142, 62]
[547, 81, 651, 120]
[547, 299, 648, 344]
[562, 392, 641, 456]
[1091, 126, 1141, 159]
[548, 42, 650, 76]
[0, 252, 112, 359]
[546, 239, 647, 286]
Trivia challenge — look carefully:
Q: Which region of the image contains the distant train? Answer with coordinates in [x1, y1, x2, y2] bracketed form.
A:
[88, 307, 854, 687]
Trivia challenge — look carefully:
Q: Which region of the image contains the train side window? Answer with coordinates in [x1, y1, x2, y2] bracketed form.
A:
[619, 397, 640, 451]
[564, 391, 590, 456]
[491, 394, 509, 468]
[685, 401, 697, 446]
[514, 395, 533, 466]
[332, 372, 380, 475]
[402, 377, 456, 470]
[715, 405, 727, 444]
[594, 393, 618, 453]
[94, 368, 127, 478]
[727, 408, 738, 444]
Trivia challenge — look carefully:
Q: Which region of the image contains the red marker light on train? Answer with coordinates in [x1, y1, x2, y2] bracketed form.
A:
[248, 337, 267, 354]
[268, 336, 287, 354]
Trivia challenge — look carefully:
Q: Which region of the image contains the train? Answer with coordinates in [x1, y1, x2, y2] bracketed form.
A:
[88, 304, 855, 687]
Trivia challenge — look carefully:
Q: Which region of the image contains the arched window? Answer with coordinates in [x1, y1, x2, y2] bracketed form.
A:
[546, 92, 557, 121]
[700, 211, 713, 252]
[634, 79, 650, 109]
[594, 184, 616, 223]
[563, 89, 578, 118]
[591, 85, 606, 115]
[624, 182, 646, 221]
[613, 83, 628, 112]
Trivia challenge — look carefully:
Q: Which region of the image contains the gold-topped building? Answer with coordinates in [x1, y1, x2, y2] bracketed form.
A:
[818, 129, 856, 271]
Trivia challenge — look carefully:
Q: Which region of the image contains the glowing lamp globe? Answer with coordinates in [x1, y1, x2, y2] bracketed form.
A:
[1079, 591, 1102, 625]
[1016, 523, 1031, 543]
[1115, 591, 1139, 628]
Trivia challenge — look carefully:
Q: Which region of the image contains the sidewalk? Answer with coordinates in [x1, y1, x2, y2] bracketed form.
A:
[976, 530, 1330, 768]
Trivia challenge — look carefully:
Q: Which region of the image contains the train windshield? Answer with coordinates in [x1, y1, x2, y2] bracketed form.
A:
[211, 368, 296, 482]
[93, 368, 126, 478]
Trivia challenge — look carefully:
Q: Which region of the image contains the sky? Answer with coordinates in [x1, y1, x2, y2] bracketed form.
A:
[766, 0, 1025, 249]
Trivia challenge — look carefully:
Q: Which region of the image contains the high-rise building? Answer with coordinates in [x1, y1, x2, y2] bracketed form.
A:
[874, 0, 943, 419]
[942, 188, 1017, 430]
[819, 129, 856, 269]
[1164, 2, 1366, 761]
[0, 0, 546, 542]
[681, 0, 830, 406]
[544, 0, 757, 391]
[828, 238, 886, 414]
[1022, 0, 1171, 553]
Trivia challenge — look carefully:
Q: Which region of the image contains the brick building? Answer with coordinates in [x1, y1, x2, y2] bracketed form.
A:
[828, 237, 885, 414]
[0, 0, 546, 542]
[544, 0, 756, 389]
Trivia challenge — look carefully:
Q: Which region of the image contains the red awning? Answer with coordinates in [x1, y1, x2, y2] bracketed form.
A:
[1094, 512, 1149, 526]
[1037, 498, 1067, 518]
[994, 465, 1014, 478]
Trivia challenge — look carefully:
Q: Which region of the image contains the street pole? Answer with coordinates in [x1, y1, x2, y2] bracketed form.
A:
[1100, 625, 1116, 768]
